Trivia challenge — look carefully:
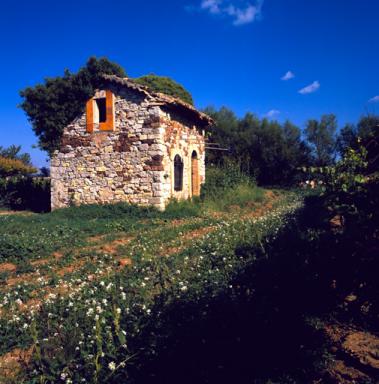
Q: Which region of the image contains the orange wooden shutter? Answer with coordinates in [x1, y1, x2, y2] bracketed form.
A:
[86, 99, 94, 133]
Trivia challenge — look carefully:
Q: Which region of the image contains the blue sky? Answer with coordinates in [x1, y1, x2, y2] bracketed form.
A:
[1, 0, 379, 167]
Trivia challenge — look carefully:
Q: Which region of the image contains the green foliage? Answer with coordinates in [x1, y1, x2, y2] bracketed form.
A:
[203, 108, 376, 187]
[302, 141, 379, 331]
[0, 176, 50, 212]
[0, 200, 202, 265]
[51, 199, 202, 223]
[336, 115, 379, 157]
[164, 198, 203, 218]
[293, 174, 379, 331]
[307, 128, 378, 221]
[201, 163, 253, 198]
[305, 114, 337, 166]
[357, 114, 379, 139]
[134, 74, 194, 105]
[205, 183, 265, 212]
[50, 201, 159, 221]
[19, 57, 127, 155]
[0, 144, 32, 165]
[203, 106, 311, 185]
[336, 123, 357, 156]
[320, 145, 368, 196]
[200, 164, 265, 211]
[0, 145, 36, 177]
[0, 145, 46, 211]
[0, 157, 37, 177]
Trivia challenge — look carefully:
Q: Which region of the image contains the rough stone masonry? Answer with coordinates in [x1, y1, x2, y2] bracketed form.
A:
[50, 75, 213, 211]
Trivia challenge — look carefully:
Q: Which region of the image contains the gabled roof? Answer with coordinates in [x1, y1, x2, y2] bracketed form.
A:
[100, 74, 214, 127]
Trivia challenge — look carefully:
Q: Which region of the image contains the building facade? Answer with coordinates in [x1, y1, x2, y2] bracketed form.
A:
[50, 75, 212, 210]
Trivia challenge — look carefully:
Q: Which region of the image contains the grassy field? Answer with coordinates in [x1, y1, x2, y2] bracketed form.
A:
[2, 183, 376, 384]
[0, 182, 306, 383]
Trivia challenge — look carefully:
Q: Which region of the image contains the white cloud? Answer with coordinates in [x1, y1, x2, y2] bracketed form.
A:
[298, 81, 320, 95]
[226, 3, 262, 25]
[201, 0, 221, 14]
[197, 0, 263, 26]
[369, 95, 379, 103]
[265, 109, 280, 118]
[281, 71, 295, 81]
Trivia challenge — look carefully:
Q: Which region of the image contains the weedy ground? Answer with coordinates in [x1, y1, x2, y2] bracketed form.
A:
[0, 184, 303, 383]
[1, 186, 376, 384]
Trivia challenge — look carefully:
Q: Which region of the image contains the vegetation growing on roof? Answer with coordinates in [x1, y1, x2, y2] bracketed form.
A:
[134, 74, 194, 105]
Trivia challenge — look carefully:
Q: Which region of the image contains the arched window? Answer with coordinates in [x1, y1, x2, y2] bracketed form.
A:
[174, 155, 183, 191]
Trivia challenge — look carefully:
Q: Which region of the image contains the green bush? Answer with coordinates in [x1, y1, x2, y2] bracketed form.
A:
[204, 183, 265, 212]
[0, 156, 37, 177]
[200, 164, 264, 210]
[163, 198, 203, 218]
[0, 176, 50, 212]
[134, 74, 194, 105]
[201, 163, 254, 200]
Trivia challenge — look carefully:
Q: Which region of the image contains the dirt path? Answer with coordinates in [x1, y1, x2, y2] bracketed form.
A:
[0, 193, 282, 311]
[0, 193, 286, 381]
[0, 347, 33, 383]
[324, 323, 379, 383]
[0, 211, 33, 216]
[0, 217, 214, 319]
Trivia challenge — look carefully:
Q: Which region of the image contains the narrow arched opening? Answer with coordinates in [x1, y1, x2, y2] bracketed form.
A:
[174, 155, 183, 191]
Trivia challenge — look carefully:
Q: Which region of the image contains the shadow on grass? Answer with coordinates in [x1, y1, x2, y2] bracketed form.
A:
[126, 194, 378, 384]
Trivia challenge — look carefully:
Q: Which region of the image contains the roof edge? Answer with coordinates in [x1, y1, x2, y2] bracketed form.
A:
[100, 74, 214, 127]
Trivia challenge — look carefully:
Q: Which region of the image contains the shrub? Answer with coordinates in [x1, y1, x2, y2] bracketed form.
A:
[163, 198, 202, 218]
[0, 176, 50, 212]
[200, 164, 264, 210]
[201, 163, 254, 200]
[134, 74, 194, 105]
[0, 156, 37, 177]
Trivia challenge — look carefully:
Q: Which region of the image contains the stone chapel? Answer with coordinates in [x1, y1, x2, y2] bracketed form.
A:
[50, 74, 213, 210]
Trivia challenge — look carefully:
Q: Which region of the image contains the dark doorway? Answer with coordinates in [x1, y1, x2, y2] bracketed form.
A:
[174, 155, 183, 191]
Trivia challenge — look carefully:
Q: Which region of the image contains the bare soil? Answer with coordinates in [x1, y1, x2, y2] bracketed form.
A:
[324, 323, 379, 383]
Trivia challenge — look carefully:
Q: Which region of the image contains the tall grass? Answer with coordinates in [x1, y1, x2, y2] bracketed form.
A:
[201, 164, 254, 199]
[201, 164, 265, 211]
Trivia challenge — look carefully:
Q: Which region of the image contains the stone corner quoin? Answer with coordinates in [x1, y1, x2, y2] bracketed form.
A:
[50, 76, 212, 211]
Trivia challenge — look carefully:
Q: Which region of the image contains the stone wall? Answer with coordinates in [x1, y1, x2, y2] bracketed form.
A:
[160, 109, 205, 203]
[50, 84, 205, 211]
